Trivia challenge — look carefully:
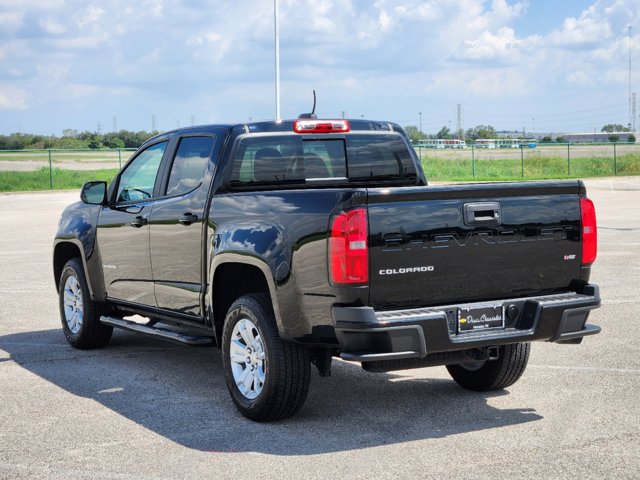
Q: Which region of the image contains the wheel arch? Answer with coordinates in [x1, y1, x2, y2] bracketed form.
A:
[53, 239, 102, 299]
[210, 256, 283, 341]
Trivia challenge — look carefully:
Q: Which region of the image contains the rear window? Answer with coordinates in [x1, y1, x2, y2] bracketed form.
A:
[346, 135, 416, 180]
[230, 134, 416, 188]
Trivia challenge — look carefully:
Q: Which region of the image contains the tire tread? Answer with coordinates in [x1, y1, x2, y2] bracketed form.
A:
[59, 258, 112, 349]
[222, 293, 310, 421]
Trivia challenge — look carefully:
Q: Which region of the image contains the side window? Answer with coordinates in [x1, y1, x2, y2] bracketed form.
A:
[346, 135, 417, 180]
[231, 136, 303, 185]
[166, 136, 215, 196]
[116, 141, 167, 202]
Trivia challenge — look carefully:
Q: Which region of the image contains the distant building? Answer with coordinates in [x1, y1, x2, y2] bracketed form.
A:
[561, 132, 636, 143]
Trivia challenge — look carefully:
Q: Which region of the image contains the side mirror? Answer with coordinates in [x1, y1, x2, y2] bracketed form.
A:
[80, 181, 107, 205]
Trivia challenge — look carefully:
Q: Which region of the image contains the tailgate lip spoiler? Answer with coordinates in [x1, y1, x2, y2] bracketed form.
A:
[366, 180, 585, 203]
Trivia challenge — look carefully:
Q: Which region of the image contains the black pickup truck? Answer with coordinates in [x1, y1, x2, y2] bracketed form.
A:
[53, 118, 601, 421]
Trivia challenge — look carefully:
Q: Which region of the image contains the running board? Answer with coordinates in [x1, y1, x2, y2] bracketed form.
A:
[100, 316, 215, 347]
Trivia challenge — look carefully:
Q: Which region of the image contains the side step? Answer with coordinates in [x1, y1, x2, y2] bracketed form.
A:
[100, 316, 215, 347]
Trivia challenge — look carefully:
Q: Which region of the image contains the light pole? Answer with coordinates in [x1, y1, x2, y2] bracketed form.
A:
[419, 112, 422, 135]
[532, 117, 535, 138]
[274, 0, 281, 121]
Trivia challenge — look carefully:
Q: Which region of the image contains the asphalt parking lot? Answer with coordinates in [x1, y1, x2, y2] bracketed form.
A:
[0, 178, 639, 479]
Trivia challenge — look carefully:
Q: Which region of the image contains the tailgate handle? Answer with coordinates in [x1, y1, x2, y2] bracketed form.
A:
[464, 202, 501, 226]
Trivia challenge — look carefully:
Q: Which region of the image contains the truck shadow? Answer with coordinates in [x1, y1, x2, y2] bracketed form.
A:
[0, 328, 542, 455]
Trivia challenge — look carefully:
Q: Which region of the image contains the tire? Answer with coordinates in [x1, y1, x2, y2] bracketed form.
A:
[221, 293, 311, 421]
[446, 343, 531, 391]
[58, 258, 113, 349]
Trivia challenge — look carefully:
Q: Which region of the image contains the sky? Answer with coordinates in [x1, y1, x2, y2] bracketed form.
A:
[0, 0, 639, 136]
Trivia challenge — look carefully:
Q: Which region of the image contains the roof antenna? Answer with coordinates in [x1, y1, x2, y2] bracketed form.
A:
[298, 90, 317, 119]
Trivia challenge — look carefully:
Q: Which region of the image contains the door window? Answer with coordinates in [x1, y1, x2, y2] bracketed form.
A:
[116, 141, 167, 202]
[166, 136, 215, 196]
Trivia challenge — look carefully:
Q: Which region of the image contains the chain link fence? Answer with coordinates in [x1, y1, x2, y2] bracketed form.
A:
[1, 144, 639, 191]
[0, 148, 136, 191]
[417, 142, 640, 180]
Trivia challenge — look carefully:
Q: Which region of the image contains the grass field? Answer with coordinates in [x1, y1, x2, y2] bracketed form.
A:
[421, 152, 640, 181]
[1, 148, 639, 192]
[0, 168, 118, 192]
[0, 152, 128, 162]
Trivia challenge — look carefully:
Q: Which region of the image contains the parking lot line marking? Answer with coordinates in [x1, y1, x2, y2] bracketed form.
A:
[529, 364, 640, 375]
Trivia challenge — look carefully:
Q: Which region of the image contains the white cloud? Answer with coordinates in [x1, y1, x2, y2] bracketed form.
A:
[36, 64, 70, 81]
[0, 0, 637, 134]
[40, 17, 66, 35]
[0, 85, 28, 110]
[427, 67, 531, 97]
[566, 70, 592, 85]
[48, 34, 108, 49]
[550, 11, 613, 48]
[455, 27, 522, 62]
[77, 5, 105, 28]
[0, 10, 24, 27]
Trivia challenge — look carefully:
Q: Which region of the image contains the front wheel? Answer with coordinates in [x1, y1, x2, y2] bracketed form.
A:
[446, 343, 531, 391]
[58, 258, 113, 349]
[221, 293, 310, 421]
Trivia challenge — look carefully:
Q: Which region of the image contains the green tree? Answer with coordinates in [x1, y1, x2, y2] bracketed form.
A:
[466, 125, 496, 140]
[62, 129, 79, 138]
[628, 134, 636, 143]
[88, 137, 103, 149]
[107, 137, 125, 148]
[540, 136, 552, 143]
[601, 124, 629, 133]
[403, 125, 425, 143]
[436, 126, 451, 139]
[556, 136, 565, 143]
[608, 134, 620, 142]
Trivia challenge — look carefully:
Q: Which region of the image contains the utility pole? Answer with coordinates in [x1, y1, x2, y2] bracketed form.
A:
[532, 117, 535, 138]
[274, 0, 281, 121]
[419, 112, 422, 135]
[97, 122, 102, 134]
[456, 104, 462, 139]
[629, 25, 633, 131]
[112, 116, 117, 133]
[632, 92, 637, 133]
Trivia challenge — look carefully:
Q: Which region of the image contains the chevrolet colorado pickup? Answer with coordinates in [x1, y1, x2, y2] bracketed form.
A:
[53, 118, 601, 421]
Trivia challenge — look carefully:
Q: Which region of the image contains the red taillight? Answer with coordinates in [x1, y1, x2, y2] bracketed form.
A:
[329, 208, 368, 285]
[294, 119, 350, 134]
[580, 197, 597, 265]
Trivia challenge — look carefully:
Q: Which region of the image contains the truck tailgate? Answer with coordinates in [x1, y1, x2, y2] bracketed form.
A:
[367, 181, 585, 310]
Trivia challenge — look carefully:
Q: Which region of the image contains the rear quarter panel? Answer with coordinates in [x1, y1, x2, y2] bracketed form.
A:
[208, 188, 367, 341]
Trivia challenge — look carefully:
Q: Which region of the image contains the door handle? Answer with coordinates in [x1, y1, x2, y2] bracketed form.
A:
[130, 216, 148, 228]
[178, 213, 198, 226]
[463, 202, 501, 226]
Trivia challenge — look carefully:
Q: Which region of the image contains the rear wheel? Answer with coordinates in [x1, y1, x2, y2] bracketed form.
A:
[446, 343, 530, 391]
[58, 258, 113, 349]
[221, 293, 310, 421]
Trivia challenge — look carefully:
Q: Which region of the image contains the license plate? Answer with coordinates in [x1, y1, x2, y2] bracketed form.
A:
[458, 304, 505, 333]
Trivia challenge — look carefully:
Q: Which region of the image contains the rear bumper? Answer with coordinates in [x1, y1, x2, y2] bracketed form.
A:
[332, 285, 601, 362]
